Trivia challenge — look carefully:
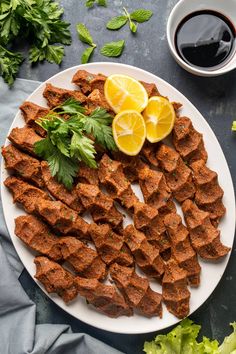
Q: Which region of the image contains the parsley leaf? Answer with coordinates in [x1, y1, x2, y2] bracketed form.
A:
[106, 16, 128, 30]
[76, 23, 95, 46]
[100, 40, 125, 57]
[79, 108, 117, 150]
[29, 45, 64, 64]
[81, 46, 95, 64]
[0, 44, 23, 86]
[48, 149, 78, 190]
[35, 136, 78, 190]
[59, 98, 86, 114]
[89, 108, 113, 125]
[130, 9, 153, 23]
[34, 136, 55, 159]
[71, 132, 97, 168]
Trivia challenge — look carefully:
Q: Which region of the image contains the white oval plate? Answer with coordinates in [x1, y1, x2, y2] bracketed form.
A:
[1, 63, 235, 334]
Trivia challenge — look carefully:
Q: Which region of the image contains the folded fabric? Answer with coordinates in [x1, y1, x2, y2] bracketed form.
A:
[0, 78, 123, 354]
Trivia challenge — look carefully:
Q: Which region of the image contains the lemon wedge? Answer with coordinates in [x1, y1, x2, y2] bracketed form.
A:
[112, 110, 146, 156]
[142, 96, 175, 143]
[104, 74, 148, 114]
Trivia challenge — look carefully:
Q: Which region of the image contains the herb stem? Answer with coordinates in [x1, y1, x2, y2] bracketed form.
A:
[123, 7, 131, 23]
[123, 7, 137, 33]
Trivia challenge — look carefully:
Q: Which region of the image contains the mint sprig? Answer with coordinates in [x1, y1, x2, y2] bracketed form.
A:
[76, 23, 97, 63]
[76, 23, 95, 46]
[123, 7, 137, 33]
[77, 23, 125, 61]
[106, 7, 153, 33]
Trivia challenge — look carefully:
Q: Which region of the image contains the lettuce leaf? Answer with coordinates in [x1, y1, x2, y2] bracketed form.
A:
[143, 319, 219, 354]
[219, 322, 236, 354]
[144, 320, 236, 354]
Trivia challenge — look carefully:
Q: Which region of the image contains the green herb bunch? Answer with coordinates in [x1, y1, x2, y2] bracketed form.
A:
[0, 0, 71, 85]
[34, 98, 117, 189]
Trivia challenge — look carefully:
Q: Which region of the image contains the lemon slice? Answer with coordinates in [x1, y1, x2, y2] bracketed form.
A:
[112, 110, 146, 156]
[142, 96, 175, 143]
[104, 74, 148, 114]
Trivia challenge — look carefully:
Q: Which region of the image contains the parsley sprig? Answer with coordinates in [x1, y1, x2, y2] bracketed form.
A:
[34, 99, 116, 189]
[0, 45, 23, 86]
[0, 0, 71, 86]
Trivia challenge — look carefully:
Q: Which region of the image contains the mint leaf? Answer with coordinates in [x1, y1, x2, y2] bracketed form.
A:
[100, 40, 125, 57]
[76, 23, 94, 46]
[106, 15, 127, 30]
[130, 21, 137, 33]
[81, 46, 95, 64]
[130, 9, 153, 23]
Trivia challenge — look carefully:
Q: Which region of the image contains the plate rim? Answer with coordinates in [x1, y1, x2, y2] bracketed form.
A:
[1, 62, 235, 334]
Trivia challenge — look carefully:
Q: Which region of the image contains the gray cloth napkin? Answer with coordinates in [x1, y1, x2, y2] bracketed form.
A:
[0, 78, 123, 354]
